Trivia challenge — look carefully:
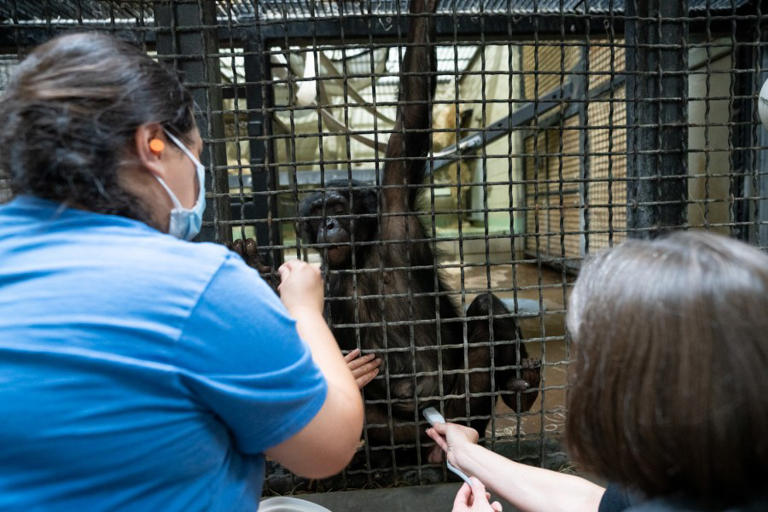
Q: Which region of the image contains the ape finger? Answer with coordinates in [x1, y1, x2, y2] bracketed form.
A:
[228, 238, 243, 255]
[427, 443, 445, 464]
[245, 238, 258, 262]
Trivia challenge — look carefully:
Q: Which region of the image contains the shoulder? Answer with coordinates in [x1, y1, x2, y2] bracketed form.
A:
[88, 229, 236, 305]
[145, 240, 286, 339]
[191, 247, 283, 321]
[599, 483, 644, 512]
[627, 496, 768, 512]
[3, 198, 264, 325]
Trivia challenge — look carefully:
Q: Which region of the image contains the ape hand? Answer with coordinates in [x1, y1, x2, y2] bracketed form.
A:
[344, 348, 382, 389]
[508, 357, 541, 391]
[522, 357, 541, 389]
[227, 238, 280, 289]
[227, 238, 270, 272]
[453, 478, 503, 512]
[503, 357, 541, 413]
[277, 260, 325, 317]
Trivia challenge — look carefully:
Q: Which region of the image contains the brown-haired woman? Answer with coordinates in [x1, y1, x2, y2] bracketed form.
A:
[428, 231, 768, 511]
[0, 32, 365, 510]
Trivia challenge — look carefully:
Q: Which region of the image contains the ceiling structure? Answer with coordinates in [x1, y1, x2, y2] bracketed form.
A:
[1, 0, 751, 24]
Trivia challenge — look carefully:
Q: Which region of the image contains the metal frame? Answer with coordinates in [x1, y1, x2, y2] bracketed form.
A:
[243, 31, 284, 267]
[154, 0, 230, 243]
[2, 0, 767, 495]
[1, 1, 757, 51]
[625, 0, 689, 238]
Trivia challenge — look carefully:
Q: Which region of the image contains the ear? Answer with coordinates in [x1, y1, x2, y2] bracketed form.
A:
[134, 123, 169, 180]
[298, 193, 319, 219]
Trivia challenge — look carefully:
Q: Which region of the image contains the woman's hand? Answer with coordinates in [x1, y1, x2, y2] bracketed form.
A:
[344, 349, 382, 388]
[277, 260, 324, 317]
[426, 421, 480, 467]
[453, 478, 503, 512]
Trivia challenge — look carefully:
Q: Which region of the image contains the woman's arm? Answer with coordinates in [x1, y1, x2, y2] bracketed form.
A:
[265, 260, 364, 479]
[428, 423, 605, 512]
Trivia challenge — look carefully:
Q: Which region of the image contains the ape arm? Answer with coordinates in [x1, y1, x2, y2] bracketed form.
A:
[380, 0, 437, 226]
[227, 238, 280, 290]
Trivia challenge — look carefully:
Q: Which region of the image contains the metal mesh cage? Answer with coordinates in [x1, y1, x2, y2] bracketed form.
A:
[2, 0, 766, 494]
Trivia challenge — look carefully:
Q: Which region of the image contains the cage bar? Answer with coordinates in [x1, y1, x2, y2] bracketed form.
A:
[625, 0, 689, 238]
[1, 0, 766, 499]
[154, 0, 230, 243]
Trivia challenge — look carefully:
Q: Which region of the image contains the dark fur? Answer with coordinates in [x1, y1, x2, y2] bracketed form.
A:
[296, 0, 540, 461]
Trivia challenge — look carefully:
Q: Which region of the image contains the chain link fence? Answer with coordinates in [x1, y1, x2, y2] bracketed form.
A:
[2, 0, 766, 494]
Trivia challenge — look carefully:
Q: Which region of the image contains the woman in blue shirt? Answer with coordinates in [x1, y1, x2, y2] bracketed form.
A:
[0, 32, 365, 510]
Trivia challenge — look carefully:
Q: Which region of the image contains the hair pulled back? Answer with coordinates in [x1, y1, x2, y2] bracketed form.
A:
[0, 32, 195, 221]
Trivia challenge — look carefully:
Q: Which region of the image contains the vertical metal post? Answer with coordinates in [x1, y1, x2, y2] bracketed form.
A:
[574, 48, 588, 258]
[758, 32, 768, 246]
[244, 32, 283, 268]
[154, 0, 230, 243]
[731, 23, 759, 243]
[625, 0, 688, 238]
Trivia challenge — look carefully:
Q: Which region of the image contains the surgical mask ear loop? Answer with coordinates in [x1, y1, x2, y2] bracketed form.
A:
[163, 130, 205, 182]
[154, 130, 207, 241]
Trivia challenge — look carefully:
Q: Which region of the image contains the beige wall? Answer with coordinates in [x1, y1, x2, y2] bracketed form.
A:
[687, 54, 732, 234]
[459, 45, 524, 235]
[244, 42, 738, 254]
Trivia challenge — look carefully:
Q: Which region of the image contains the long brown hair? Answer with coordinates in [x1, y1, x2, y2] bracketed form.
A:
[566, 231, 768, 504]
[0, 32, 195, 222]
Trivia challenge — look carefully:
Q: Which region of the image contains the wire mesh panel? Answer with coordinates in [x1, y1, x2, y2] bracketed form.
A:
[1, 0, 767, 495]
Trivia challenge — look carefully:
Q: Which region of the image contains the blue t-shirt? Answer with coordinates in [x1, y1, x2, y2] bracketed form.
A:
[0, 195, 328, 511]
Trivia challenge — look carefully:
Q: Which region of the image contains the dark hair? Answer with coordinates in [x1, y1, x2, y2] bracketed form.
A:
[566, 231, 768, 505]
[0, 32, 195, 222]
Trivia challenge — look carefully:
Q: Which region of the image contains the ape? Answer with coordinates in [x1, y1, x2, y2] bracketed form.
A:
[295, 0, 541, 463]
[465, 294, 541, 423]
[230, 0, 540, 471]
[298, 187, 540, 446]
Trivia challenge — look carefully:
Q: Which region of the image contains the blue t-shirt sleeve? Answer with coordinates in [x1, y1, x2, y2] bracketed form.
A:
[174, 253, 327, 455]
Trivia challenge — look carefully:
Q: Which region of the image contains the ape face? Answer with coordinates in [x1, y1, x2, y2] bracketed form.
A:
[299, 181, 378, 269]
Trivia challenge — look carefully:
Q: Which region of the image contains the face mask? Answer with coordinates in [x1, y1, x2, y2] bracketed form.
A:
[154, 129, 206, 240]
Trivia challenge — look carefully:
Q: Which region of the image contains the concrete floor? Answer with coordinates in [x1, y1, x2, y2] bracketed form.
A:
[294, 482, 520, 512]
[440, 257, 572, 442]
